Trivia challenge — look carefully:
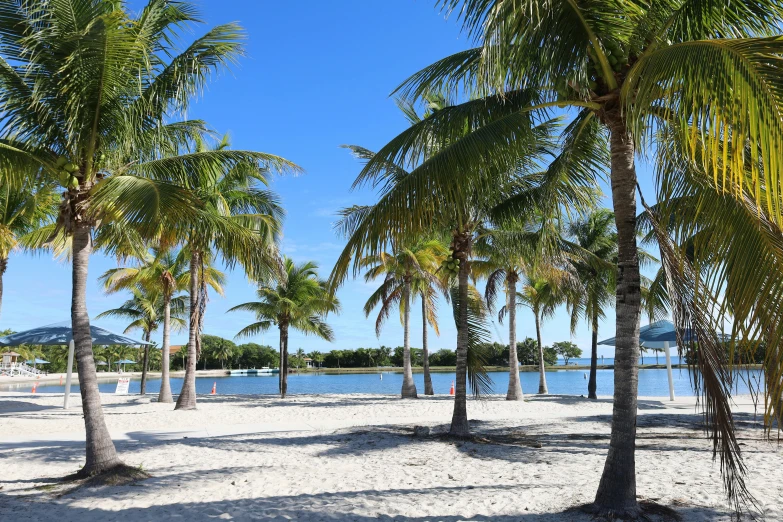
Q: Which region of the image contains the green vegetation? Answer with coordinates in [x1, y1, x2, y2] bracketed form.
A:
[0, 0, 296, 476]
[388, 0, 783, 514]
[229, 258, 340, 397]
[552, 342, 582, 366]
[360, 240, 447, 397]
[0, 0, 781, 516]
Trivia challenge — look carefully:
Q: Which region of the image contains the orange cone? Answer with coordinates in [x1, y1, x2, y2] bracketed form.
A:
[449, 381, 454, 395]
[211, 382, 216, 395]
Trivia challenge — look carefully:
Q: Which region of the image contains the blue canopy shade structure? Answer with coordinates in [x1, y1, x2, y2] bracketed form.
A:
[25, 358, 50, 365]
[115, 359, 136, 364]
[0, 321, 152, 347]
[0, 321, 151, 410]
[597, 320, 696, 350]
[598, 320, 684, 401]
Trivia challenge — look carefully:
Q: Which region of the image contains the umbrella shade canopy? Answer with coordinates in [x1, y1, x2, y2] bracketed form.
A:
[95, 361, 108, 366]
[598, 320, 698, 349]
[25, 358, 50, 364]
[116, 359, 136, 364]
[0, 321, 152, 347]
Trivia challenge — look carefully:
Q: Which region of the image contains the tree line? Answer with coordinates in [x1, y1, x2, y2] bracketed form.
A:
[1, 1, 782, 518]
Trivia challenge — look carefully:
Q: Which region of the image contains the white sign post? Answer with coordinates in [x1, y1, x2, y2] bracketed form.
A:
[664, 340, 675, 401]
[63, 340, 75, 409]
[115, 377, 130, 395]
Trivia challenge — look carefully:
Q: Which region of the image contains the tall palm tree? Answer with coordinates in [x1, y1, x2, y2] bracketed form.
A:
[96, 287, 186, 394]
[417, 279, 443, 396]
[0, 177, 58, 320]
[474, 224, 545, 400]
[391, 0, 783, 513]
[0, 1, 296, 477]
[518, 274, 565, 394]
[229, 258, 340, 397]
[174, 135, 291, 411]
[566, 209, 617, 400]
[332, 94, 598, 435]
[100, 247, 190, 403]
[361, 239, 447, 398]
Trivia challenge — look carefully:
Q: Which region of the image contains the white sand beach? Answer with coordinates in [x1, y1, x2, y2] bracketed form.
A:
[0, 392, 781, 521]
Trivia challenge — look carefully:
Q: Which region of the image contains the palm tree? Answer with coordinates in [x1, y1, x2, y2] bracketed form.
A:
[0, 178, 58, 320]
[100, 247, 189, 402]
[474, 224, 543, 400]
[331, 349, 344, 369]
[417, 281, 443, 396]
[214, 339, 234, 370]
[0, 1, 297, 477]
[566, 209, 617, 400]
[96, 287, 186, 394]
[174, 135, 291, 411]
[332, 93, 598, 436]
[391, 1, 783, 512]
[518, 274, 565, 394]
[229, 258, 340, 397]
[361, 239, 447, 398]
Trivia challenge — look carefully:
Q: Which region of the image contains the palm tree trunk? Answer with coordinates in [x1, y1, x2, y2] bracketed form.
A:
[71, 222, 123, 475]
[422, 296, 434, 395]
[175, 251, 201, 410]
[536, 312, 548, 394]
[401, 280, 417, 398]
[506, 277, 523, 400]
[281, 323, 289, 398]
[158, 296, 173, 403]
[588, 312, 599, 399]
[140, 330, 150, 395]
[278, 334, 283, 393]
[449, 248, 471, 437]
[0, 256, 7, 321]
[592, 116, 642, 518]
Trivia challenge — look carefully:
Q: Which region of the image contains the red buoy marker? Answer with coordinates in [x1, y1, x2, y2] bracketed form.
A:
[449, 381, 454, 395]
[211, 382, 216, 395]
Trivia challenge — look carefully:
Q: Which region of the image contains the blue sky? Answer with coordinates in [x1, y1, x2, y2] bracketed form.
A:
[2, 1, 662, 358]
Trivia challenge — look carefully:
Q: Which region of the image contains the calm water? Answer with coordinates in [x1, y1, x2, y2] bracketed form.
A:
[3, 367, 762, 397]
[558, 356, 685, 366]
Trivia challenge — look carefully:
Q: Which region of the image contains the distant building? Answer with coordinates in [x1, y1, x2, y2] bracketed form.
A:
[303, 357, 314, 369]
[1, 351, 20, 366]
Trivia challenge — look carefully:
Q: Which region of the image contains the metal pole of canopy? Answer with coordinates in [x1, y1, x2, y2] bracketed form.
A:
[63, 340, 74, 409]
[664, 340, 675, 401]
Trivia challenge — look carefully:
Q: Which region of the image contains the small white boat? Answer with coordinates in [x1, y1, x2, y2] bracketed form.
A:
[229, 367, 280, 376]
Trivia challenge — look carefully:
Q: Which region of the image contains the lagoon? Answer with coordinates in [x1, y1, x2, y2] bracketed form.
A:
[3, 367, 762, 397]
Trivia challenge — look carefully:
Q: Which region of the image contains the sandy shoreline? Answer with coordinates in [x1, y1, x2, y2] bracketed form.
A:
[0, 392, 781, 521]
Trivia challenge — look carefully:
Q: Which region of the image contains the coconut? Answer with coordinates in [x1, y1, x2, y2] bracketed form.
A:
[64, 162, 79, 173]
[58, 171, 70, 187]
[67, 176, 79, 189]
[55, 157, 68, 168]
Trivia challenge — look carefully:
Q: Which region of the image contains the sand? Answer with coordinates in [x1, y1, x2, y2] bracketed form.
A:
[0, 391, 781, 521]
